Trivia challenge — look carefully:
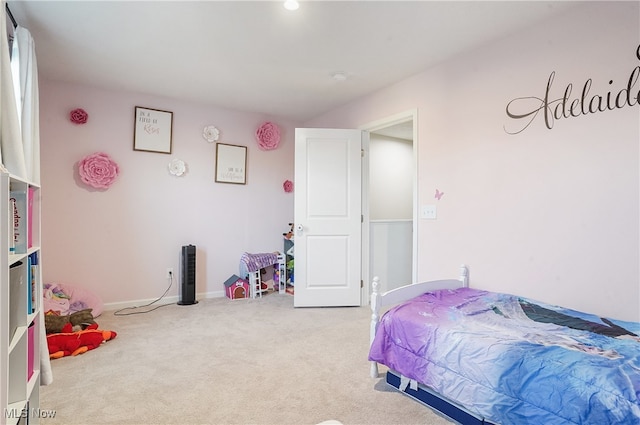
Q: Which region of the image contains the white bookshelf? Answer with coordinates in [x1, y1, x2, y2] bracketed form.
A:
[1, 172, 41, 425]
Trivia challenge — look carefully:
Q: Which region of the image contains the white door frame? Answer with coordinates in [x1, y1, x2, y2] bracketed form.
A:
[359, 109, 418, 306]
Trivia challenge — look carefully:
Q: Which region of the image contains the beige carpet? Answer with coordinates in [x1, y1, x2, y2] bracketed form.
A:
[39, 293, 453, 425]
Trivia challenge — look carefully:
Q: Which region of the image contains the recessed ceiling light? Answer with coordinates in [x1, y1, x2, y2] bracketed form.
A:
[284, 0, 299, 11]
[332, 72, 348, 82]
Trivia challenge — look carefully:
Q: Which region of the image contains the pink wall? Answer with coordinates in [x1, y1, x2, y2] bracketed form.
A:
[39, 81, 298, 307]
[306, 2, 640, 321]
[39, 2, 639, 321]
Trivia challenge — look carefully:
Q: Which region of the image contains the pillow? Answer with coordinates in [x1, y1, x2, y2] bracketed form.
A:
[43, 282, 104, 317]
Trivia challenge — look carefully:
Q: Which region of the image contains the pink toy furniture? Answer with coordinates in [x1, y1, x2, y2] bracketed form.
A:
[223, 275, 250, 300]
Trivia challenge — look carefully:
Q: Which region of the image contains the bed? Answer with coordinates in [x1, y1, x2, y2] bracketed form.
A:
[368, 265, 640, 424]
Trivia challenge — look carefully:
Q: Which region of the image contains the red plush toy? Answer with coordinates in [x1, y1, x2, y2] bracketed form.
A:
[46, 323, 117, 359]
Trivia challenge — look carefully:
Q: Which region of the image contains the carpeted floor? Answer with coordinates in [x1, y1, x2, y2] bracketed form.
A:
[39, 293, 453, 425]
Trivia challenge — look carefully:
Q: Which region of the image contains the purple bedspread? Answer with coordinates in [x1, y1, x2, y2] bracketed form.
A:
[369, 287, 640, 424]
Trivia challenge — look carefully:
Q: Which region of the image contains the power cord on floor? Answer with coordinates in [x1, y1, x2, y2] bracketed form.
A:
[113, 271, 175, 316]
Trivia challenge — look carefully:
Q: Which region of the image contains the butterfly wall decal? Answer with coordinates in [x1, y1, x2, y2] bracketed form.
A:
[435, 189, 444, 200]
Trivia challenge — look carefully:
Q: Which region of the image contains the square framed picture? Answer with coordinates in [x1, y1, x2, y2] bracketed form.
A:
[133, 106, 173, 154]
[215, 143, 247, 184]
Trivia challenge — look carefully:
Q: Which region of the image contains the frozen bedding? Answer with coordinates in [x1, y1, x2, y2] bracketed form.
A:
[368, 287, 640, 424]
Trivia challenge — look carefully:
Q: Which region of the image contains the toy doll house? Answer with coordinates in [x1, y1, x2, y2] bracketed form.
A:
[223, 275, 250, 300]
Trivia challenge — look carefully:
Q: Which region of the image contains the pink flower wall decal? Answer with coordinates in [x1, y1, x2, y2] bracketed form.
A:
[255, 121, 280, 150]
[70, 108, 88, 124]
[78, 152, 119, 189]
[283, 180, 294, 193]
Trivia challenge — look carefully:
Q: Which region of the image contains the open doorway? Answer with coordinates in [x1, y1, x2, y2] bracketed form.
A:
[361, 110, 418, 300]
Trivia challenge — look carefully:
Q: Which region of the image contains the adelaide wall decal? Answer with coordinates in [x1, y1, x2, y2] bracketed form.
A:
[504, 44, 640, 135]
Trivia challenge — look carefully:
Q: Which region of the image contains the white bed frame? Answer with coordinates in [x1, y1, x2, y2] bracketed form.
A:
[369, 264, 469, 379]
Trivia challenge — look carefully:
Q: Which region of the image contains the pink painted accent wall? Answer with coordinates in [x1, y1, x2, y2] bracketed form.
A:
[306, 2, 640, 321]
[40, 81, 298, 306]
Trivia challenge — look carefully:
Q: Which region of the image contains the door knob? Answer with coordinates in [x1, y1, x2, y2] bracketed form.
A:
[296, 224, 303, 234]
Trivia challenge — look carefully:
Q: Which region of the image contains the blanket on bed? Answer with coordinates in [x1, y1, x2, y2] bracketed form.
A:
[368, 287, 640, 425]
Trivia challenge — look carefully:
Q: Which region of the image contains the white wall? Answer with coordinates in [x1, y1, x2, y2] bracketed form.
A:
[369, 134, 413, 220]
[370, 220, 412, 292]
[369, 134, 414, 291]
[306, 2, 640, 321]
[39, 81, 298, 306]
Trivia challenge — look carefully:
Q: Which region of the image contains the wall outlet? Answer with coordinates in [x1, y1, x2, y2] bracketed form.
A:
[166, 268, 174, 279]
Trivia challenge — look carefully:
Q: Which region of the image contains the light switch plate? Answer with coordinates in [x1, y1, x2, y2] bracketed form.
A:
[421, 205, 437, 219]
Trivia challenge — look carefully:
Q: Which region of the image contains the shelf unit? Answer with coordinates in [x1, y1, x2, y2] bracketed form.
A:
[1, 172, 41, 425]
[284, 238, 294, 295]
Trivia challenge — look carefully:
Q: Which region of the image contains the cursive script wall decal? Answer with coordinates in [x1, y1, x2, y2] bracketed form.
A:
[504, 45, 640, 135]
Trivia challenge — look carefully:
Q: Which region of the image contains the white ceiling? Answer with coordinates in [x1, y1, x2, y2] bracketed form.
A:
[7, 1, 579, 122]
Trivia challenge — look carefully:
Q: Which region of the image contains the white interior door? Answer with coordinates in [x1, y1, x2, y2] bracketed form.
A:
[293, 128, 364, 307]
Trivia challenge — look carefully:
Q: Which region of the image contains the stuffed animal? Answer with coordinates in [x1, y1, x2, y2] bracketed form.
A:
[46, 323, 117, 359]
[283, 222, 294, 240]
[44, 308, 96, 334]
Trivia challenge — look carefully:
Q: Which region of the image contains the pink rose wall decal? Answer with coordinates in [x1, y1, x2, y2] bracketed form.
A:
[283, 180, 294, 193]
[78, 152, 119, 189]
[69, 108, 88, 124]
[255, 121, 280, 150]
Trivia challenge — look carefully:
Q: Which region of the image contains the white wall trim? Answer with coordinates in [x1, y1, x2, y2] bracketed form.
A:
[103, 290, 226, 312]
[370, 219, 413, 223]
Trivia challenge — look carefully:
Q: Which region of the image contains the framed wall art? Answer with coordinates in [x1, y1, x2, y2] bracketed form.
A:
[133, 106, 173, 154]
[215, 143, 247, 184]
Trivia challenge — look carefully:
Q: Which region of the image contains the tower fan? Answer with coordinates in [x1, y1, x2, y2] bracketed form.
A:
[178, 244, 198, 305]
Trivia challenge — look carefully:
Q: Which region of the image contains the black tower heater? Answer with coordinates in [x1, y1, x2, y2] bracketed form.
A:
[178, 244, 198, 305]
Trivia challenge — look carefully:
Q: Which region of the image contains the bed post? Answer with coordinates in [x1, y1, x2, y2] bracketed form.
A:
[459, 264, 469, 287]
[370, 276, 380, 378]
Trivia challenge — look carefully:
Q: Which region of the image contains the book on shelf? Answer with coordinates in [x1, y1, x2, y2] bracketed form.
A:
[9, 197, 15, 254]
[27, 186, 35, 249]
[28, 252, 38, 314]
[9, 189, 27, 254]
[27, 255, 32, 314]
[9, 261, 26, 341]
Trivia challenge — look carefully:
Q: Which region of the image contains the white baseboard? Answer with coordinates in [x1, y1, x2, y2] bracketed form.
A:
[103, 290, 226, 313]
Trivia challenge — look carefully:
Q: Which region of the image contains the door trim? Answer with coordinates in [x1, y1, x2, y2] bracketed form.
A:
[360, 109, 418, 306]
